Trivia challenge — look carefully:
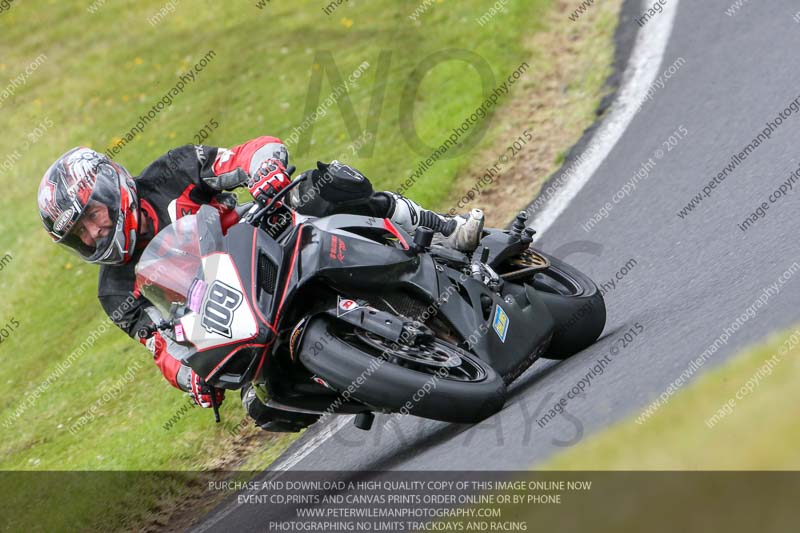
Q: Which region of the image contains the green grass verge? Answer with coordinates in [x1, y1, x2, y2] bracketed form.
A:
[543, 325, 800, 470]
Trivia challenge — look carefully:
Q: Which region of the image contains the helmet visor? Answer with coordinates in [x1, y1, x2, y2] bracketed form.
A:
[57, 164, 123, 262]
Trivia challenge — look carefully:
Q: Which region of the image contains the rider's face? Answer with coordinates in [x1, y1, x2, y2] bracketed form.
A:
[74, 203, 113, 247]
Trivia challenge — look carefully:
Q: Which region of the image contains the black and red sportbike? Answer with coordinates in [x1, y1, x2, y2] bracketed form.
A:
[135, 168, 606, 432]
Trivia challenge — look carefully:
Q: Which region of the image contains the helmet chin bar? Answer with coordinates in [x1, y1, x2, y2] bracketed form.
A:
[125, 227, 137, 262]
[92, 235, 119, 264]
[91, 212, 136, 265]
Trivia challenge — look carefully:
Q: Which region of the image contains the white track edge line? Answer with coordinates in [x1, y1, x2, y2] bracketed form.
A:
[530, 0, 680, 236]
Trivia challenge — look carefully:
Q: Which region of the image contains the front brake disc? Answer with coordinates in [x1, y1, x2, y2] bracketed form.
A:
[355, 330, 463, 369]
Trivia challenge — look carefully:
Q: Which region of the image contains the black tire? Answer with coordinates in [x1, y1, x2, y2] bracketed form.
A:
[526, 251, 606, 360]
[298, 316, 506, 424]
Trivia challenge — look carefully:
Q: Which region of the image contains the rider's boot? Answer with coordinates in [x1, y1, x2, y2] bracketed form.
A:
[386, 193, 484, 253]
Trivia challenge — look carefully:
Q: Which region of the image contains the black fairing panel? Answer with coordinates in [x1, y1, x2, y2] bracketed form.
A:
[294, 227, 441, 307]
[225, 223, 284, 323]
[284, 222, 422, 295]
[308, 216, 417, 278]
[314, 232, 423, 289]
[434, 268, 554, 379]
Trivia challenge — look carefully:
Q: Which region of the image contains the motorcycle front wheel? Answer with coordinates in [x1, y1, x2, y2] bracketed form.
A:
[298, 316, 506, 424]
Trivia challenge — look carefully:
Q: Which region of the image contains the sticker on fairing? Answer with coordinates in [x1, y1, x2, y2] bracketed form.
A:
[312, 376, 334, 390]
[174, 323, 186, 342]
[201, 281, 243, 338]
[337, 296, 359, 317]
[493, 305, 509, 343]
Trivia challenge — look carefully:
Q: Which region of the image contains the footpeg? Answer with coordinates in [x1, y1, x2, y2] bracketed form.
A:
[411, 227, 434, 253]
[354, 412, 375, 431]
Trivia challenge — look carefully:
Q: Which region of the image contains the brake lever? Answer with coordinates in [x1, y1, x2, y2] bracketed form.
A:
[209, 385, 221, 423]
[198, 376, 222, 423]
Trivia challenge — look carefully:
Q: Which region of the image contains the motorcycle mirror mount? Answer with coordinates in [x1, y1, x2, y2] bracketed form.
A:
[522, 227, 536, 245]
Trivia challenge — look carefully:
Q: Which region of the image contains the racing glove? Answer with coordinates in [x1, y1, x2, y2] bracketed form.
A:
[248, 158, 291, 203]
[141, 330, 219, 408]
[142, 331, 184, 389]
[190, 371, 225, 408]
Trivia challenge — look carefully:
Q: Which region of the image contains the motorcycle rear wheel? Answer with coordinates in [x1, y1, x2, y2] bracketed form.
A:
[507, 250, 606, 360]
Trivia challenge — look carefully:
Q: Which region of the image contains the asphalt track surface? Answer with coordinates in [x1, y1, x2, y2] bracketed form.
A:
[196, 0, 800, 529]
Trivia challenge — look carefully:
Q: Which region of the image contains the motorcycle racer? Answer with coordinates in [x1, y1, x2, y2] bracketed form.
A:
[36, 136, 484, 430]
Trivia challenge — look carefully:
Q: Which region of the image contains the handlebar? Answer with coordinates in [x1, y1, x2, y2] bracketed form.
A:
[235, 201, 255, 219]
[246, 166, 306, 226]
[136, 320, 175, 340]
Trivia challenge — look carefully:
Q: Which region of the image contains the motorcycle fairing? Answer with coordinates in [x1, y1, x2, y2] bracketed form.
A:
[182, 222, 283, 386]
[179, 210, 554, 391]
[431, 268, 555, 380]
[273, 215, 555, 381]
